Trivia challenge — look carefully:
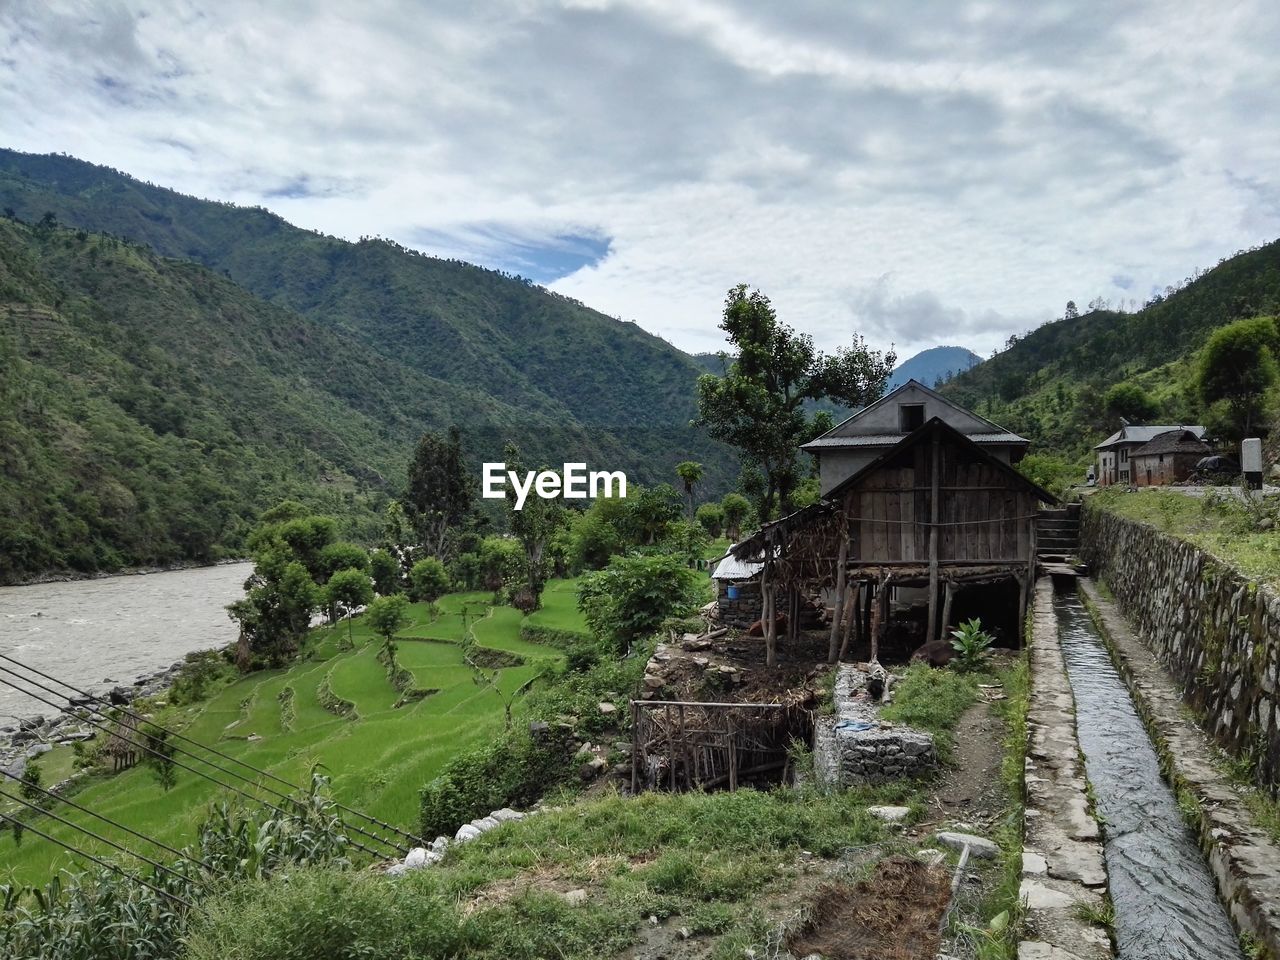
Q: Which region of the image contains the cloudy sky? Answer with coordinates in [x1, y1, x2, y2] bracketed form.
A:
[3, 1, 1279, 359]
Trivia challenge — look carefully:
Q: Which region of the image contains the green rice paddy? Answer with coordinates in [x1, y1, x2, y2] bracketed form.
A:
[0, 585, 582, 886]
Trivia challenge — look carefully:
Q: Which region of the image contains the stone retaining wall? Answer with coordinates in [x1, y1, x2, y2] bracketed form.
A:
[1081, 501, 1280, 790]
[715, 579, 763, 627]
[813, 665, 936, 787]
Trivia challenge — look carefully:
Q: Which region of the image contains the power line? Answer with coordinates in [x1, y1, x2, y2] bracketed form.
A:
[0, 810, 193, 910]
[0, 652, 418, 850]
[0, 670, 389, 860]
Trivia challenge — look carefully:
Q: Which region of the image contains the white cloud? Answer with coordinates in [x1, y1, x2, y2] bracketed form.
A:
[2, 0, 1279, 361]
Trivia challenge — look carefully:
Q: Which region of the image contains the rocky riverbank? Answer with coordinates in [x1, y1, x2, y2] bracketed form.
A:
[0, 660, 185, 781]
[4, 557, 250, 588]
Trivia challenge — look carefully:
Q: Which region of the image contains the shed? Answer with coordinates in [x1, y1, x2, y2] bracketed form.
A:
[734, 418, 1057, 666]
[711, 546, 765, 627]
[1129, 429, 1211, 487]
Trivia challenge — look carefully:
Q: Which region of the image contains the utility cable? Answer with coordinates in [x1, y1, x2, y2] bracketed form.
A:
[0, 652, 419, 849]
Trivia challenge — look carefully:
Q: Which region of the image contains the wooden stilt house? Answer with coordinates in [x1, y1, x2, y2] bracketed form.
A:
[732, 418, 1057, 666]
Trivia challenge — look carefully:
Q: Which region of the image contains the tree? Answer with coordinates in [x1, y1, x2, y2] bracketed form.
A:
[325, 568, 374, 648]
[577, 553, 703, 656]
[1064, 301, 1079, 320]
[409, 557, 450, 617]
[674, 461, 703, 520]
[365, 594, 411, 656]
[1198, 317, 1279, 437]
[369, 548, 401, 595]
[720, 493, 751, 542]
[695, 502, 724, 538]
[1103, 382, 1158, 423]
[405, 427, 473, 559]
[619, 483, 683, 546]
[696, 285, 894, 519]
[227, 558, 321, 668]
[317, 542, 369, 582]
[502, 443, 558, 612]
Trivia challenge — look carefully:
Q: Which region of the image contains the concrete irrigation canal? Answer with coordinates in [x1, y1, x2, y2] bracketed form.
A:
[1053, 584, 1244, 960]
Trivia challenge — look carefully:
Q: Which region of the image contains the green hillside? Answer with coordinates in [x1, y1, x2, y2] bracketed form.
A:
[0, 149, 732, 487]
[942, 238, 1280, 462]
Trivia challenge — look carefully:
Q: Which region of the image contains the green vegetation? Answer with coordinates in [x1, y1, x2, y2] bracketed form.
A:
[1197, 316, 1278, 437]
[1089, 488, 1280, 582]
[577, 553, 704, 655]
[948, 618, 996, 673]
[881, 664, 981, 762]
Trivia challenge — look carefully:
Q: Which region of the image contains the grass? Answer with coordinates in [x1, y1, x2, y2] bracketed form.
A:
[1090, 487, 1280, 583]
[0, 585, 576, 886]
[881, 663, 981, 762]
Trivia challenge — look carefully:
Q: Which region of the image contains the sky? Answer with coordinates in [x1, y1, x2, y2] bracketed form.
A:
[3, 1, 1280, 360]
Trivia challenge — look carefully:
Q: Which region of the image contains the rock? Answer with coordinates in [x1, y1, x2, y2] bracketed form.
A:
[18, 716, 44, 732]
[915, 848, 946, 867]
[1021, 851, 1048, 875]
[528, 721, 550, 737]
[563, 888, 588, 906]
[678, 926, 691, 940]
[385, 862, 409, 876]
[1018, 880, 1074, 910]
[430, 835, 451, 853]
[403, 847, 429, 868]
[597, 702, 617, 715]
[491, 808, 524, 823]
[867, 805, 912, 824]
[454, 824, 481, 842]
[472, 816, 500, 832]
[579, 757, 607, 780]
[936, 831, 999, 859]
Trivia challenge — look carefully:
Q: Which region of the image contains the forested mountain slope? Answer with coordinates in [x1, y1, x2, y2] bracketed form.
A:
[942, 238, 1280, 460]
[0, 149, 731, 485]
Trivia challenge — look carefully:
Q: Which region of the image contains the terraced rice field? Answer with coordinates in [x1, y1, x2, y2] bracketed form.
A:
[0, 587, 577, 885]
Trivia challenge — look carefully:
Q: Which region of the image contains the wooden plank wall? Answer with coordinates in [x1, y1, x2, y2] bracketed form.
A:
[846, 441, 1034, 564]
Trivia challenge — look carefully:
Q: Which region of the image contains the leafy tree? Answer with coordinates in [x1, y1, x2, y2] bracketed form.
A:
[368, 548, 401, 595]
[654, 518, 711, 565]
[227, 559, 320, 668]
[720, 492, 752, 542]
[1103, 382, 1158, 422]
[1198, 316, 1279, 437]
[567, 498, 628, 570]
[317, 542, 369, 582]
[405, 427, 473, 559]
[695, 502, 724, 538]
[618, 483, 683, 546]
[365, 594, 411, 656]
[1064, 300, 1079, 320]
[674, 461, 703, 520]
[408, 557, 450, 617]
[577, 553, 703, 656]
[502, 443, 558, 612]
[325, 568, 374, 648]
[478, 536, 523, 596]
[143, 725, 177, 791]
[696, 285, 894, 519]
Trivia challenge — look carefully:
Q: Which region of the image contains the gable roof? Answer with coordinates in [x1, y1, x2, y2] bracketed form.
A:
[801, 379, 1028, 451]
[825, 416, 1058, 505]
[1095, 424, 1206, 450]
[1130, 429, 1211, 458]
[710, 546, 764, 580]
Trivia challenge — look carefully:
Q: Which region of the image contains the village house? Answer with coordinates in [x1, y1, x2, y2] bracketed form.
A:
[1094, 423, 1207, 486]
[801, 380, 1030, 495]
[1128, 429, 1212, 487]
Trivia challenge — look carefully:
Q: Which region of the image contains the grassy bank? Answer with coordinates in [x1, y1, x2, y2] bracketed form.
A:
[0, 582, 583, 885]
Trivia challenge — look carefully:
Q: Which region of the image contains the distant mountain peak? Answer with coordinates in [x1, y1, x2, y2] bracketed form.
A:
[886, 345, 981, 391]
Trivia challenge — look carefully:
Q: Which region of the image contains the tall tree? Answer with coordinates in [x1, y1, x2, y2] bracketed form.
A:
[720, 493, 751, 542]
[696, 285, 894, 519]
[502, 442, 558, 612]
[1198, 316, 1279, 437]
[674, 461, 703, 520]
[405, 427, 474, 559]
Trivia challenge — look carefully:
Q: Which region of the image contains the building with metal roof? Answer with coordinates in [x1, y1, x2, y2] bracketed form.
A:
[1094, 423, 1207, 486]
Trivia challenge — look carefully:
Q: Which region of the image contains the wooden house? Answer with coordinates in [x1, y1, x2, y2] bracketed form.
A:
[802, 379, 1030, 494]
[1129, 429, 1211, 487]
[732, 418, 1056, 666]
[1094, 423, 1206, 486]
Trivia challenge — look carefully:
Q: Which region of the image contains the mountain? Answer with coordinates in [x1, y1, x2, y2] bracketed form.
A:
[886, 346, 981, 391]
[940, 238, 1280, 461]
[0, 150, 738, 581]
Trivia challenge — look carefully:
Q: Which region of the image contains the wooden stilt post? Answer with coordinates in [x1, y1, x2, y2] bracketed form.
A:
[926, 434, 941, 648]
[940, 578, 954, 646]
[827, 535, 849, 664]
[838, 581, 859, 661]
[873, 575, 892, 663]
[764, 580, 777, 668]
[1017, 572, 1029, 646]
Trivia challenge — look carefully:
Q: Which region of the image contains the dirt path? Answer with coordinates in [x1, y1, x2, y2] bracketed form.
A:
[920, 698, 1006, 831]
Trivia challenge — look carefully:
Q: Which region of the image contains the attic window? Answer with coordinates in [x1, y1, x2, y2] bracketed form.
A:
[899, 404, 925, 432]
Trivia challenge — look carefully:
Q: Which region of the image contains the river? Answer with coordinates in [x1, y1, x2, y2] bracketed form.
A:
[0, 563, 253, 722]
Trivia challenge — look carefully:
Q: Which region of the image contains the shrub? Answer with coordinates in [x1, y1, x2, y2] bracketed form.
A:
[408, 557, 450, 613]
[949, 618, 995, 672]
[577, 553, 703, 655]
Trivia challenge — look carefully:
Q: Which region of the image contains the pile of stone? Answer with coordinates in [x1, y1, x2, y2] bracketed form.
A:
[640, 633, 743, 701]
[386, 807, 529, 876]
[813, 664, 936, 787]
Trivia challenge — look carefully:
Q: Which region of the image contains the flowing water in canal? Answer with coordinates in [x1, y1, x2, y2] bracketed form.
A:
[1053, 586, 1243, 960]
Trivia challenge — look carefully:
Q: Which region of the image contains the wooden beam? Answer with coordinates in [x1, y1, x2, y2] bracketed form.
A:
[940, 578, 954, 645]
[827, 535, 849, 664]
[838, 580, 859, 661]
[926, 435, 941, 649]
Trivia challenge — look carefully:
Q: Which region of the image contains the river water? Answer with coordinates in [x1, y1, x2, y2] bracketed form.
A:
[1053, 588, 1243, 960]
[0, 563, 253, 722]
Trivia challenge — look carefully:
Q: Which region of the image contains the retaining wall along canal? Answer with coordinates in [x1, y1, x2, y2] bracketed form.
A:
[1080, 502, 1280, 791]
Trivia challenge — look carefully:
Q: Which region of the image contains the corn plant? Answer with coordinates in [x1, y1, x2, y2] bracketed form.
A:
[949, 618, 995, 672]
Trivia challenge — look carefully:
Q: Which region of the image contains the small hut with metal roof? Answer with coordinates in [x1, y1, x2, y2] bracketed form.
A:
[710, 546, 765, 627]
[1128, 428, 1211, 487]
[732, 418, 1057, 667]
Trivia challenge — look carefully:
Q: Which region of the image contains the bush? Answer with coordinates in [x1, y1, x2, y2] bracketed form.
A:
[419, 728, 575, 838]
[577, 553, 703, 655]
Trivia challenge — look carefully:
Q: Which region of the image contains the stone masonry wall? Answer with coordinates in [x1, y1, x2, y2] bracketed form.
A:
[1081, 501, 1280, 791]
[716, 579, 763, 627]
[813, 665, 936, 787]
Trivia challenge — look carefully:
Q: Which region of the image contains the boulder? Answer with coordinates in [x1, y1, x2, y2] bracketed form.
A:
[936, 831, 999, 859]
[403, 847, 429, 869]
[472, 816, 500, 832]
[491, 808, 524, 823]
[867, 805, 912, 824]
[455, 824, 481, 842]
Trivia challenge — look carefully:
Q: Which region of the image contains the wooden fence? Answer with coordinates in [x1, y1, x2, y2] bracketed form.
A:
[630, 699, 813, 793]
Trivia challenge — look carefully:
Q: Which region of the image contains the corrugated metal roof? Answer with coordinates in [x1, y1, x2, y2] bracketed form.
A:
[711, 546, 764, 580]
[1095, 425, 1206, 449]
[802, 432, 1027, 449]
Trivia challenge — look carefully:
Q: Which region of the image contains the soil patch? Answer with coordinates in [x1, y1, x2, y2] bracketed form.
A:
[919, 698, 1006, 830]
[787, 856, 951, 960]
